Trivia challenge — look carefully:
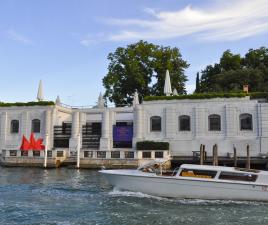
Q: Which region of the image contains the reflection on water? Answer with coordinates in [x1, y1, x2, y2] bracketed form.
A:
[0, 167, 268, 225]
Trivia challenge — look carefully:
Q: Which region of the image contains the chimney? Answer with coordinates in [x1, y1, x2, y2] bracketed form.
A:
[243, 85, 249, 94]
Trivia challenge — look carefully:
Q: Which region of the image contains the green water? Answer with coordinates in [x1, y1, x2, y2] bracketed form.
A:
[0, 167, 268, 225]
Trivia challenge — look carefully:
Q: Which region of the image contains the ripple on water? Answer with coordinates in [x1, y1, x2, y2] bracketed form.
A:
[1, 168, 268, 225]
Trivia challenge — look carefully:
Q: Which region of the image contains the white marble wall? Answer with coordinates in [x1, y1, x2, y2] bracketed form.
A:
[2, 97, 268, 158]
[137, 97, 264, 157]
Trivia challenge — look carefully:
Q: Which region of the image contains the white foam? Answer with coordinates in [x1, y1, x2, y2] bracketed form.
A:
[108, 188, 266, 206]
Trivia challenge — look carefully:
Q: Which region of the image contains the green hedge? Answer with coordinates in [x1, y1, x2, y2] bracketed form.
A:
[0, 101, 55, 107]
[143, 92, 268, 101]
[136, 141, 169, 150]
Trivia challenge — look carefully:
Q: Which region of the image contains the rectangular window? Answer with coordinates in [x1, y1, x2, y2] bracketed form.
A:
[57, 151, 64, 157]
[10, 150, 17, 156]
[33, 151, 40, 157]
[111, 151, 120, 159]
[47, 150, 53, 158]
[209, 115, 221, 131]
[155, 151, 164, 158]
[21, 151, 28, 157]
[142, 151, 152, 159]
[125, 151, 134, 159]
[179, 116, 191, 131]
[92, 122, 102, 135]
[219, 172, 257, 182]
[84, 151, 93, 158]
[97, 151, 106, 158]
[151, 116, 161, 132]
[11, 120, 19, 133]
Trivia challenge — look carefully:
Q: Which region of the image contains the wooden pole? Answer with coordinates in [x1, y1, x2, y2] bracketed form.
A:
[246, 144, 250, 170]
[233, 146, 237, 167]
[213, 145, 216, 166]
[43, 133, 48, 168]
[215, 144, 218, 166]
[200, 144, 204, 165]
[76, 134, 81, 169]
[213, 144, 218, 166]
[203, 145, 206, 161]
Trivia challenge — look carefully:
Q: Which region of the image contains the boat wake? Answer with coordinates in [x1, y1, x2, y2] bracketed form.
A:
[109, 188, 169, 201]
[108, 188, 266, 206]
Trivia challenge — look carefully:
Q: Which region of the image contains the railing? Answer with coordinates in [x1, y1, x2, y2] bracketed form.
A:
[2, 149, 69, 158]
[80, 150, 137, 160]
[2, 149, 169, 160]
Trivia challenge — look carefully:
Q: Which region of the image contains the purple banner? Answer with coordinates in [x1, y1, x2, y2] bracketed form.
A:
[113, 126, 133, 142]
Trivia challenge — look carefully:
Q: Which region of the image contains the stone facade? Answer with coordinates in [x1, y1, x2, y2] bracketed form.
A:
[1, 96, 268, 159]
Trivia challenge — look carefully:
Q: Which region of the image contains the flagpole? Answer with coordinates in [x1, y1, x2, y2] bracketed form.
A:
[44, 133, 48, 168]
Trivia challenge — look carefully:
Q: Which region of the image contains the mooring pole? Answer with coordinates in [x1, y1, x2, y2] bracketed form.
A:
[200, 144, 204, 165]
[233, 146, 237, 167]
[203, 144, 206, 162]
[76, 134, 81, 169]
[44, 133, 48, 168]
[213, 144, 218, 166]
[246, 144, 250, 170]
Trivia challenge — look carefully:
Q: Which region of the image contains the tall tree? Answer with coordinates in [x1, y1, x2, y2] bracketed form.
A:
[198, 47, 268, 93]
[195, 72, 200, 93]
[103, 41, 189, 106]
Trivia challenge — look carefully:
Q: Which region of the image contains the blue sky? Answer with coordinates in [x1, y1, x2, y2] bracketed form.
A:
[0, 0, 268, 106]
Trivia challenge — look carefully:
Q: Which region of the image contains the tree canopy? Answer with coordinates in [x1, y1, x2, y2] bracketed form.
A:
[103, 40, 189, 106]
[197, 47, 268, 93]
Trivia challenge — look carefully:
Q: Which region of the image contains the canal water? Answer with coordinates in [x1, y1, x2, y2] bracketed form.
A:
[1, 167, 268, 225]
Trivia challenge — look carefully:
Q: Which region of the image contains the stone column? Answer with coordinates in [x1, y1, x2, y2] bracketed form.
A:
[109, 110, 116, 150]
[45, 110, 51, 149]
[72, 111, 80, 138]
[134, 105, 143, 139]
[69, 111, 80, 151]
[165, 107, 176, 139]
[100, 110, 110, 150]
[21, 111, 29, 137]
[195, 107, 206, 137]
[225, 106, 237, 137]
[0, 112, 7, 150]
[50, 108, 57, 149]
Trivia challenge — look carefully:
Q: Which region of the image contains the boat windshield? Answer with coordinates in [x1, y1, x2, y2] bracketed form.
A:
[179, 169, 217, 179]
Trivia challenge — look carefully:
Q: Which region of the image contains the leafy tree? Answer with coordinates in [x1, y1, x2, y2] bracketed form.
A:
[103, 40, 189, 106]
[220, 50, 241, 71]
[199, 47, 268, 93]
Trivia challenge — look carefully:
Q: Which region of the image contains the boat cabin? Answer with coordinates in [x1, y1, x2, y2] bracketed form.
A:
[178, 164, 259, 182]
[139, 161, 268, 184]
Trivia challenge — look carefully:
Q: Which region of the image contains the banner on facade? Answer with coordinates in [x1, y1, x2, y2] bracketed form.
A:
[113, 126, 133, 142]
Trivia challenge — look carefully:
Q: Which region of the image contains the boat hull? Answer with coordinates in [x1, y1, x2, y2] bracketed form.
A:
[101, 171, 268, 201]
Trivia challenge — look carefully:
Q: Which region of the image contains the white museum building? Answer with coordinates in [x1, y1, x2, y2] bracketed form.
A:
[1, 72, 268, 167]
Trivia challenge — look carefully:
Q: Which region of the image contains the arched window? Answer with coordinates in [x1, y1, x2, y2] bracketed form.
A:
[179, 115, 191, 131]
[240, 113, 252, 130]
[150, 116, 161, 132]
[209, 114, 221, 131]
[10, 120, 19, 133]
[32, 119, 41, 133]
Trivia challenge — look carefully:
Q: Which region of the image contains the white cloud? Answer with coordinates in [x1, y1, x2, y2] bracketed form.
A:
[80, 33, 106, 47]
[104, 0, 268, 42]
[5, 29, 34, 45]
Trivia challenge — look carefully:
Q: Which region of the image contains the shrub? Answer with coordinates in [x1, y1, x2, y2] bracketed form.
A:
[143, 92, 268, 102]
[0, 101, 55, 107]
[136, 141, 169, 150]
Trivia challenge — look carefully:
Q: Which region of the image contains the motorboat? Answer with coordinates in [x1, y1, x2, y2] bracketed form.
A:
[99, 160, 268, 201]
